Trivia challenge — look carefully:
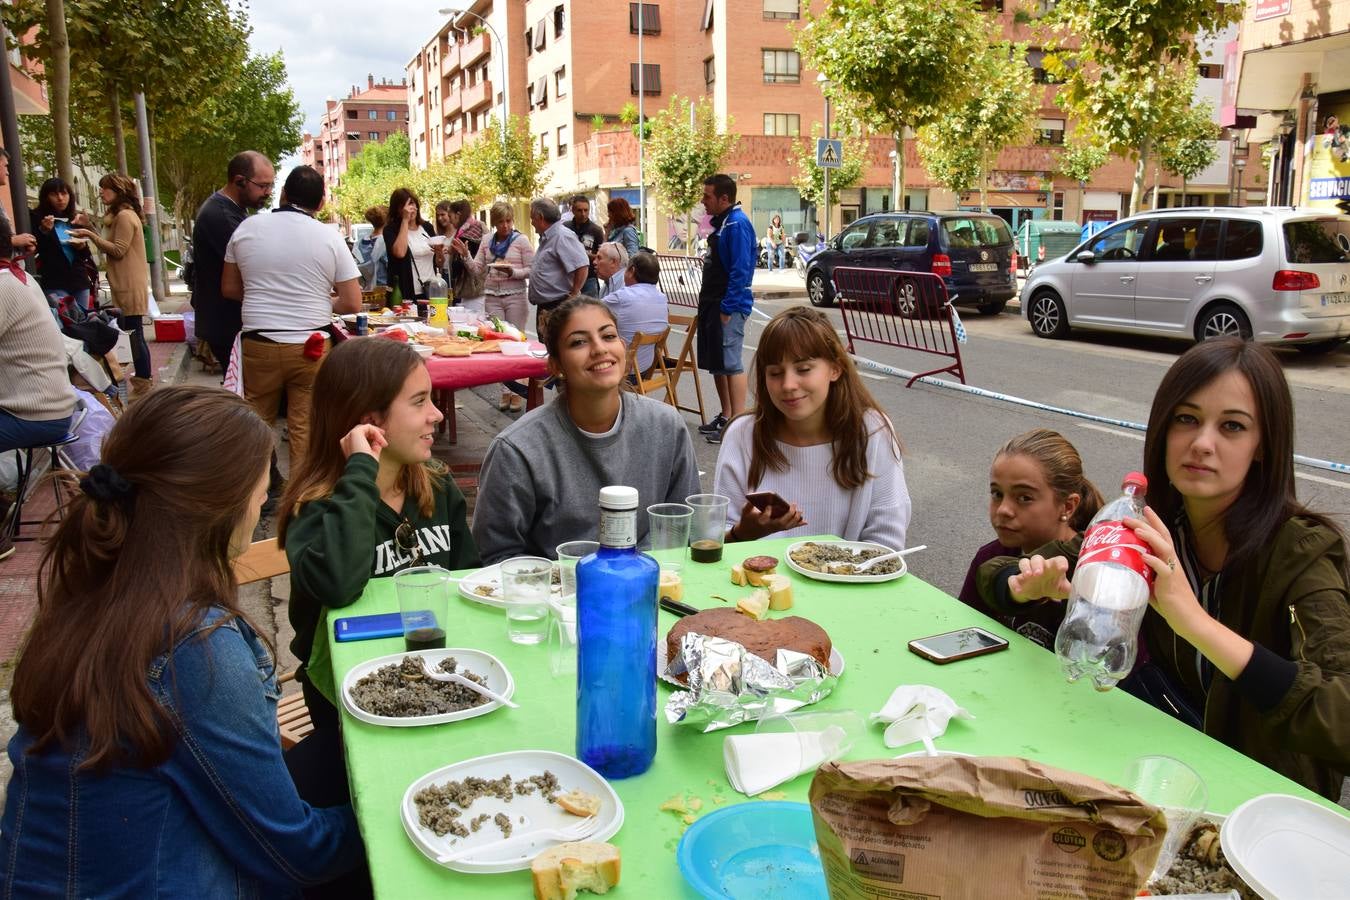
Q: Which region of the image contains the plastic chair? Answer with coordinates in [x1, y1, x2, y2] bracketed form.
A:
[6, 403, 87, 542]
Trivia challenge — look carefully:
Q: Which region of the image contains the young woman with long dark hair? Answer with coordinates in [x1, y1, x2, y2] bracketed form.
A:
[382, 186, 440, 313]
[605, 197, 639, 257]
[30, 176, 95, 311]
[0, 387, 362, 896]
[713, 305, 911, 548]
[69, 173, 152, 396]
[1017, 338, 1350, 799]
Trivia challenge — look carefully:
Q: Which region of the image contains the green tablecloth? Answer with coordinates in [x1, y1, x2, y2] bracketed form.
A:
[327, 536, 1332, 898]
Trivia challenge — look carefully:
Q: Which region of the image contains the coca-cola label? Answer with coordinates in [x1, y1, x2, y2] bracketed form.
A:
[1078, 520, 1155, 585]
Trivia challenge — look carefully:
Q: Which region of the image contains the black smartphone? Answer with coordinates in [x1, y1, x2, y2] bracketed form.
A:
[745, 491, 790, 518]
[908, 627, 1010, 664]
[333, 611, 433, 642]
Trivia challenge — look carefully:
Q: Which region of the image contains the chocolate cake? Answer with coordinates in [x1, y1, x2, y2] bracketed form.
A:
[666, 607, 831, 680]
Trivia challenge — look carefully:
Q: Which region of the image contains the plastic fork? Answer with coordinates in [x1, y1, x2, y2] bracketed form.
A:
[420, 662, 520, 709]
[435, 815, 600, 864]
[826, 544, 926, 574]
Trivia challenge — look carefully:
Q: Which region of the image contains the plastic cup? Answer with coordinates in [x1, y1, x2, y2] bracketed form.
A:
[554, 540, 599, 608]
[724, 710, 865, 796]
[686, 494, 730, 564]
[647, 503, 692, 602]
[394, 566, 451, 652]
[548, 604, 577, 677]
[501, 556, 553, 645]
[1124, 755, 1208, 878]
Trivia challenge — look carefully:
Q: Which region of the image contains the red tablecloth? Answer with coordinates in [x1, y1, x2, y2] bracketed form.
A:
[423, 342, 549, 391]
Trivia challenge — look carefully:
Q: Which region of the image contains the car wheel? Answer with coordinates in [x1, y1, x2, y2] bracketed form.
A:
[893, 282, 919, 317]
[1294, 337, 1349, 355]
[1029, 290, 1068, 339]
[807, 270, 833, 307]
[977, 299, 1007, 315]
[1195, 303, 1251, 342]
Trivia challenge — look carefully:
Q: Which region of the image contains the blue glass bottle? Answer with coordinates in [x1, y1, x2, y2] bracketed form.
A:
[576, 485, 659, 778]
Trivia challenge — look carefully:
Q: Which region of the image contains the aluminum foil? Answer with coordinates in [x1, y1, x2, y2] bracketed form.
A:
[663, 632, 837, 731]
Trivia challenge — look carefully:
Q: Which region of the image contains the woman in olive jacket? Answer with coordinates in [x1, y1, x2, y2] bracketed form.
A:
[1012, 338, 1349, 800]
[71, 173, 151, 395]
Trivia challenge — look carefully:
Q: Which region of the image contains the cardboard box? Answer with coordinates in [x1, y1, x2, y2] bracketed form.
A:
[810, 756, 1166, 900]
[153, 315, 186, 342]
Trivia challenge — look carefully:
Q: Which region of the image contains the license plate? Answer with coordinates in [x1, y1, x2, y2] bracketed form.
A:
[1321, 292, 1350, 306]
[969, 263, 998, 272]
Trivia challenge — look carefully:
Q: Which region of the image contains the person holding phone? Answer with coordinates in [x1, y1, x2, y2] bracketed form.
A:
[1009, 338, 1350, 800]
[713, 306, 911, 548]
[382, 187, 440, 314]
[31, 176, 95, 312]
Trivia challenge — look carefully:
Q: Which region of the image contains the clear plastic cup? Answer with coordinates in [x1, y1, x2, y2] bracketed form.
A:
[554, 540, 599, 609]
[394, 566, 451, 652]
[1124, 755, 1209, 878]
[647, 503, 693, 602]
[686, 493, 730, 564]
[501, 556, 552, 645]
[548, 604, 577, 677]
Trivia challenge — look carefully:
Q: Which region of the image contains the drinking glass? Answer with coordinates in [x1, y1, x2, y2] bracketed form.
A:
[554, 540, 599, 609]
[686, 494, 730, 564]
[394, 566, 451, 652]
[647, 503, 693, 601]
[501, 556, 553, 645]
[548, 604, 578, 677]
[1124, 755, 1208, 878]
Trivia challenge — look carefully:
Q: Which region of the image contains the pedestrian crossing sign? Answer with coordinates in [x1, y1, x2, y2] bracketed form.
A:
[816, 138, 843, 169]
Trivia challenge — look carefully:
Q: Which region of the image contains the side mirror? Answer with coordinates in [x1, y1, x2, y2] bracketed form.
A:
[1075, 250, 1096, 264]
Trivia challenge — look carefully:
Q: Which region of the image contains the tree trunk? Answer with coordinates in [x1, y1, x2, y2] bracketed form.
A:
[895, 132, 906, 213]
[1128, 138, 1152, 216]
[109, 85, 127, 174]
[45, 0, 73, 185]
[1151, 162, 1161, 210]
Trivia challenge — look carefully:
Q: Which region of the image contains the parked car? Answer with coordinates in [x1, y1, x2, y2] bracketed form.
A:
[1015, 219, 1084, 274]
[1021, 207, 1350, 352]
[806, 211, 1017, 314]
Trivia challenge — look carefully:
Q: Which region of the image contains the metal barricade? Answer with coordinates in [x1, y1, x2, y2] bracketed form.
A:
[655, 253, 708, 422]
[832, 267, 967, 387]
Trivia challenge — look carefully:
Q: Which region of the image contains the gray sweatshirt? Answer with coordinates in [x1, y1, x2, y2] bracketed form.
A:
[472, 392, 702, 564]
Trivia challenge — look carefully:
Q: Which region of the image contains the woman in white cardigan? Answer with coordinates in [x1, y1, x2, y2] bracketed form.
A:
[713, 306, 911, 549]
[464, 201, 535, 411]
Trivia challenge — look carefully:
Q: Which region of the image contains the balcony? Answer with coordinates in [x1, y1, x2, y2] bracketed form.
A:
[462, 30, 490, 67]
[463, 78, 493, 112]
[445, 131, 464, 157]
[443, 91, 462, 119]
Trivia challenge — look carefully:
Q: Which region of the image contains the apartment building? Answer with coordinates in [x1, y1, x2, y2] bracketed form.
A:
[407, 0, 1244, 244]
[301, 75, 409, 192]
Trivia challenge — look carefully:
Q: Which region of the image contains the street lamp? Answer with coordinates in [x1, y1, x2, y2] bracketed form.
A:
[1233, 156, 1248, 207]
[438, 5, 508, 153]
[818, 73, 831, 241]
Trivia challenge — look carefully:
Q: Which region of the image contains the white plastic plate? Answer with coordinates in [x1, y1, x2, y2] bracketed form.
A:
[401, 749, 624, 874]
[340, 648, 514, 727]
[657, 640, 844, 687]
[1220, 793, 1350, 900]
[784, 540, 908, 584]
[457, 562, 564, 609]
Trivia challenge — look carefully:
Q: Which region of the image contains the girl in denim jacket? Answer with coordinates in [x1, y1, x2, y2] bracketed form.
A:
[1, 387, 363, 898]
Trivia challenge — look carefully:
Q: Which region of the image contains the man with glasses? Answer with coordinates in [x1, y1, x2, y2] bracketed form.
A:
[191, 150, 274, 374]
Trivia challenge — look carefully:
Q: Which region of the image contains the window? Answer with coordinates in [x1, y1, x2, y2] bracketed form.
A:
[369, 109, 378, 120]
[387, 109, 397, 121]
[534, 76, 549, 109]
[346, 131, 360, 141]
[762, 49, 800, 84]
[864, 220, 904, 249]
[535, 18, 547, 50]
[557, 124, 569, 157]
[1147, 218, 1220, 261]
[838, 221, 869, 251]
[762, 0, 799, 19]
[979, 0, 1005, 9]
[1026, 48, 1051, 84]
[703, 56, 715, 89]
[1034, 117, 1065, 145]
[539, 133, 549, 160]
[555, 66, 567, 98]
[347, 109, 358, 119]
[942, 217, 1013, 247]
[1052, 192, 1065, 221]
[629, 63, 661, 95]
[1087, 220, 1150, 260]
[629, 3, 661, 34]
[554, 4, 565, 38]
[763, 113, 800, 136]
[369, 131, 379, 141]
[1280, 220, 1348, 263]
[1198, 64, 1224, 80]
[525, 27, 533, 56]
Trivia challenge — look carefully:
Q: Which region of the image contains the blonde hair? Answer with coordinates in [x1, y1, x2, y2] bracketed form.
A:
[489, 201, 514, 227]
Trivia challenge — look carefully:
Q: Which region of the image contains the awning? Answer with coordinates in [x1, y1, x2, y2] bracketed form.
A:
[1236, 30, 1350, 117]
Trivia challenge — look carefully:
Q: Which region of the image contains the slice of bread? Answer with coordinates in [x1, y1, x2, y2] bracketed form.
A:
[532, 841, 621, 900]
[556, 789, 602, 817]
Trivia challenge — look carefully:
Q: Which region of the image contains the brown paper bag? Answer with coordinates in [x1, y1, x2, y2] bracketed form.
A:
[809, 756, 1166, 900]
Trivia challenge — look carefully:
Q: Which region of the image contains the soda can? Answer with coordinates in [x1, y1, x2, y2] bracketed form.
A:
[355, 313, 369, 336]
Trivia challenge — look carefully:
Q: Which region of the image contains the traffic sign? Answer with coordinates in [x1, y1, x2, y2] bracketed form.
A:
[816, 138, 842, 169]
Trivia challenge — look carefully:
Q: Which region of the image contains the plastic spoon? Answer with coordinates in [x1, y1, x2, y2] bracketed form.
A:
[421, 662, 520, 709]
[828, 544, 926, 574]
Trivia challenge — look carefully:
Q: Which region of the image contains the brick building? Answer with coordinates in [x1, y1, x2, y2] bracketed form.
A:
[301, 75, 410, 192]
[407, 1, 1243, 244]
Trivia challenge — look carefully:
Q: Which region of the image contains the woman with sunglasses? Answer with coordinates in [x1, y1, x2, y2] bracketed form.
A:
[277, 339, 479, 779]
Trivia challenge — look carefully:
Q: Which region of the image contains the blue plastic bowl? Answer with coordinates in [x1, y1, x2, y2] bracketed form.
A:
[677, 801, 828, 900]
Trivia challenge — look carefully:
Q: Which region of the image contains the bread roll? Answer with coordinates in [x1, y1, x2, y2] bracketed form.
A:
[531, 841, 621, 900]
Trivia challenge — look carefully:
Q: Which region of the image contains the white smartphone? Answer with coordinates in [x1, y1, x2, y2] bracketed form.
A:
[908, 627, 1010, 664]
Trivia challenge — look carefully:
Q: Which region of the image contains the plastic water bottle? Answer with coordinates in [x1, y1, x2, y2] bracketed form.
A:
[576, 486, 659, 778]
[1054, 472, 1154, 691]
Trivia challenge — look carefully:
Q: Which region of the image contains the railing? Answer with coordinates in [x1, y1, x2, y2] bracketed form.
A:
[832, 267, 966, 387]
[655, 253, 702, 310]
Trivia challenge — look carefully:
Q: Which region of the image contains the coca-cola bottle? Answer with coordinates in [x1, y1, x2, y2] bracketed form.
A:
[1054, 472, 1154, 691]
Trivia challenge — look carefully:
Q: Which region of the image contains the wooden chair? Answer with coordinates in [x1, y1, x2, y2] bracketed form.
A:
[665, 311, 708, 425]
[232, 538, 313, 750]
[625, 328, 676, 405]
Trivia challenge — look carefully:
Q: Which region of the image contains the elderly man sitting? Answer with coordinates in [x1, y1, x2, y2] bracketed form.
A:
[603, 250, 668, 373]
[593, 241, 628, 298]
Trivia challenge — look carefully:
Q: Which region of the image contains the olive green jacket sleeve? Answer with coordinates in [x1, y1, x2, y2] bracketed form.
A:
[975, 534, 1083, 615]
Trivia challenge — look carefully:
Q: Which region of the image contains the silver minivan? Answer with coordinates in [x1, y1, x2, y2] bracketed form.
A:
[1021, 207, 1350, 353]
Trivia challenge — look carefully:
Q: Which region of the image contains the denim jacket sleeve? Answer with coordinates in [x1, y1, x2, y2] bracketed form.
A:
[152, 615, 364, 886]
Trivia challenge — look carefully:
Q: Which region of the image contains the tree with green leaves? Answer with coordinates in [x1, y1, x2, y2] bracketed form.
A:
[790, 121, 867, 213]
[462, 115, 550, 201]
[796, 0, 985, 206]
[916, 40, 1039, 208]
[1158, 100, 1220, 200]
[1055, 138, 1110, 221]
[645, 96, 738, 254]
[1047, 0, 1241, 214]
